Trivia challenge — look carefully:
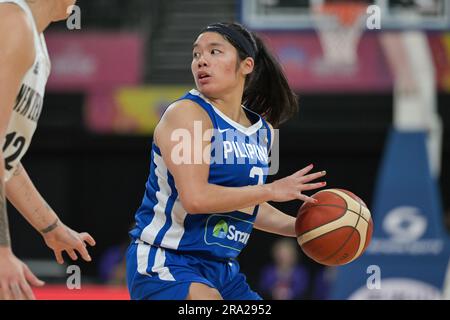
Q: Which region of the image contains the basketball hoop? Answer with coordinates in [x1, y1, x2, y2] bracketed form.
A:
[312, 1, 367, 74]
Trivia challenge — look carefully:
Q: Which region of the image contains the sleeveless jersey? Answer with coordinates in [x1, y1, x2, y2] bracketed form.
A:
[130, 89, 272, 260]
[1, 0, 51, 181]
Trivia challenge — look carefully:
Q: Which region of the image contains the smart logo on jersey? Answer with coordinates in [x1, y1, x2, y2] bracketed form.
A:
[205, 215, 253, 251]
[212, 219, 250, 244]
[213, 220, 229, 239]
[226, 224, 250, 244]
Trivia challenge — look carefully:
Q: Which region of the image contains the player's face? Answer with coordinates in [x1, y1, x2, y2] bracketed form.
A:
[192, 32, 251, 98]
[52, 0, 77, 21]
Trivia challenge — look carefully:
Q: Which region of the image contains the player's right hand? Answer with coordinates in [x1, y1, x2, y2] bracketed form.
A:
[267, 164, 327, 203]
[42, 222, 96, 264]
[0, 247, 45, 300]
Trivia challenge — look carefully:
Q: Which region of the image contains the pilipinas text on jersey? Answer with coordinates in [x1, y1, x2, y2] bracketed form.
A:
[129, 89, 272, 260]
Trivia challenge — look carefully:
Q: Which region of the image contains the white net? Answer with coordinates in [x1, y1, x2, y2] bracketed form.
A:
[312, 2, 367, 74]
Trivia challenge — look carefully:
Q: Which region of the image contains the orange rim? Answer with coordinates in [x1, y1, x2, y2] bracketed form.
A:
[315, 3, 367, 27]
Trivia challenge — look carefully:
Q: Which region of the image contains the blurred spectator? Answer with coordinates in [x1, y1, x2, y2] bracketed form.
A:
[311, 266, 337, 300]
[259, 238, 309, 300]
[98, 243, 127, 286]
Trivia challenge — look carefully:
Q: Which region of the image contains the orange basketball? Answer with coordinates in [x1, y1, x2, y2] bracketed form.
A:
[295, 188, 373, 266]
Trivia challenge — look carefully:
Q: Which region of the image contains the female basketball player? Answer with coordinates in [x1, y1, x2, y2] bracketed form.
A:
[0, 0, 95, 300]
[126, 22, 327, 300]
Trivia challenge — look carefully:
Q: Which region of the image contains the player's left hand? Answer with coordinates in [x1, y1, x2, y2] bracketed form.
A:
[42, 222, 96, 264]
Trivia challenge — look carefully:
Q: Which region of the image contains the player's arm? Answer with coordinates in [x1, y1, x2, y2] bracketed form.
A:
[0, 6, 35, 244]
[253, 202, 296, 237]
[251, 121, 296, 235]
[1, 4, 93, 267]
[0, 5, 43, 300]
[155, 100, 326, 214]
[5, 163, 96, 264]
[251, 121, 310, 236]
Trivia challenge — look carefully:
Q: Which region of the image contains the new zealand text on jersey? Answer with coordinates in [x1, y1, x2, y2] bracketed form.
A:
[13, 84, 43, 122]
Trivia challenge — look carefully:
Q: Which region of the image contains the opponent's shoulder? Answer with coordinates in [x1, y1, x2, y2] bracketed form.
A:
[0, 3, 33, 39]
[0, 3, 34, 67]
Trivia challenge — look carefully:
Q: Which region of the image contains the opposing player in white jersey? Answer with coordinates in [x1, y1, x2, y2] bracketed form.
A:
[0, 0, 95, 300]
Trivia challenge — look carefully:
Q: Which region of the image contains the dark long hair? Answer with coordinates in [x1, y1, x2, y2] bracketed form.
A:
[207, 22, 298, 128]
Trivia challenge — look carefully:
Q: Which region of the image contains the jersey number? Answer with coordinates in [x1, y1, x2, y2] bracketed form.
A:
[2, 132, 26, 171]
[249, 167, 264, 185]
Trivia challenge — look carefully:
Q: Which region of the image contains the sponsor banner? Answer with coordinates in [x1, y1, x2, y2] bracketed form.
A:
[330, 130, 450, 299]
[349, 277, 443, 300]
[86, 86, 190, 134]
[260, 31, 450, 93]
[259, 32, 392, 92]
[336, 260, 447, 300]
[45, 32, 143, 91]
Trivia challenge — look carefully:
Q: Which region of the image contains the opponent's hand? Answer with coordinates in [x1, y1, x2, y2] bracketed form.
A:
[267, 164, 326, 203]
[0, 248, 44, 300]
[42, 222, 96, 264]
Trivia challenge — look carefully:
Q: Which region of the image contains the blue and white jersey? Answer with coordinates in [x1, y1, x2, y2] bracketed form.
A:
[129, 89, 272, 260]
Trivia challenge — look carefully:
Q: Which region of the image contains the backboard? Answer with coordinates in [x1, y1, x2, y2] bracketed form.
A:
[240, 0, 450, 30]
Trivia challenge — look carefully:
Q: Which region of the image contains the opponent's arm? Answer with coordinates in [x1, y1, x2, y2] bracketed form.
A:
[5, 163, 96, 264]
[155, 100, 326, 214]
[0, 5, 34, 246]
[0, 5, 43, 300]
